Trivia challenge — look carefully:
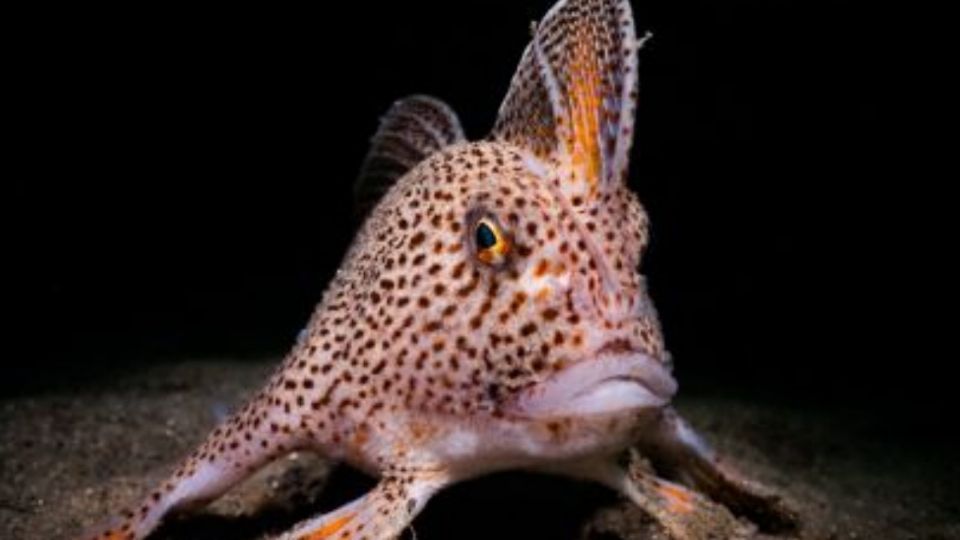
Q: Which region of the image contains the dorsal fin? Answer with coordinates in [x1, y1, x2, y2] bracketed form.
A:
[354, 95, 466, 218]
[490, 0, 644, 204]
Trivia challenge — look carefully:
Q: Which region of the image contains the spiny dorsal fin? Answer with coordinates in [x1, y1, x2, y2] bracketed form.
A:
[354, 95, 466, 218]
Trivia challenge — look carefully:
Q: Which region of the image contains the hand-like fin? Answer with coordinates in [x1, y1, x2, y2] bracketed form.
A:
[638, 408, 801, 534]
[280, 470, 447, 540]
[78, 393, 304, 540]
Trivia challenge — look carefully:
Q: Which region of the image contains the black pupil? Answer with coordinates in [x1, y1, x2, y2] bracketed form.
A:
[476, 223, 497, 250]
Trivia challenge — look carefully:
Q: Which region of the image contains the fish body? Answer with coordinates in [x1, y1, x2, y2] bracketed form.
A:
[84, 1, 797, 539]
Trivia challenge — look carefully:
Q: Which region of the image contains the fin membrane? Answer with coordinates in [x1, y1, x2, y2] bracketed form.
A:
[354, 95, 465, 218]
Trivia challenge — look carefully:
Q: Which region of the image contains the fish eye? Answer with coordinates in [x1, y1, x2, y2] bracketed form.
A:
[476, 221, 497, 249]
[474, 217, 510, 265]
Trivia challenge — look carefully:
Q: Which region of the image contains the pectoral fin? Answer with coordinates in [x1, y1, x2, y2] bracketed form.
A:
[637, 407, 801, 534]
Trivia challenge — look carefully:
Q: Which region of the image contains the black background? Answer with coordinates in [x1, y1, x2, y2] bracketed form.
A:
[9, 2, 945, 437]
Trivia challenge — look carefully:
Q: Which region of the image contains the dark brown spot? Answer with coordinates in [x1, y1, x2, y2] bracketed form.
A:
[409, 232, 426, 248]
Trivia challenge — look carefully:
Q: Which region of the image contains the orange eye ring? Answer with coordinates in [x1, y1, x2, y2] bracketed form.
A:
[475, 218, 510, 265]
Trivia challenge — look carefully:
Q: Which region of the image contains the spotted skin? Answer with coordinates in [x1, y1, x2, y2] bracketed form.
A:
[82, 1, 797, 539]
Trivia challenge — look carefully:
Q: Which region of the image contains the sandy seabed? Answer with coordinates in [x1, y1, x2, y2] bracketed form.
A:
[1, 359, 957, 540]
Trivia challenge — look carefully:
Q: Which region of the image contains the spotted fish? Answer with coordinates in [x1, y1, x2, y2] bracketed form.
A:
[83, 1, 797, 538]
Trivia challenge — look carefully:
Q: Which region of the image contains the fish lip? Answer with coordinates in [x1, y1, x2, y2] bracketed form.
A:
[502, 347, 678, 419]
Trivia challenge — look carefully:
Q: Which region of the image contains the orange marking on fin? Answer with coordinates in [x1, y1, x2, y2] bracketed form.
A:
[657, 482, 695, 515]
[302, 513, 354, 540]
[566, 40, 603, 190]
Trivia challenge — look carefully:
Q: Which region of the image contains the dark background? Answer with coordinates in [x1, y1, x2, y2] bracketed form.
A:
[10, 2, 944, 436]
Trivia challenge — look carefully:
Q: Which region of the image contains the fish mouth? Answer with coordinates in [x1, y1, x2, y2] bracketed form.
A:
[503, 343, 677, 419]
